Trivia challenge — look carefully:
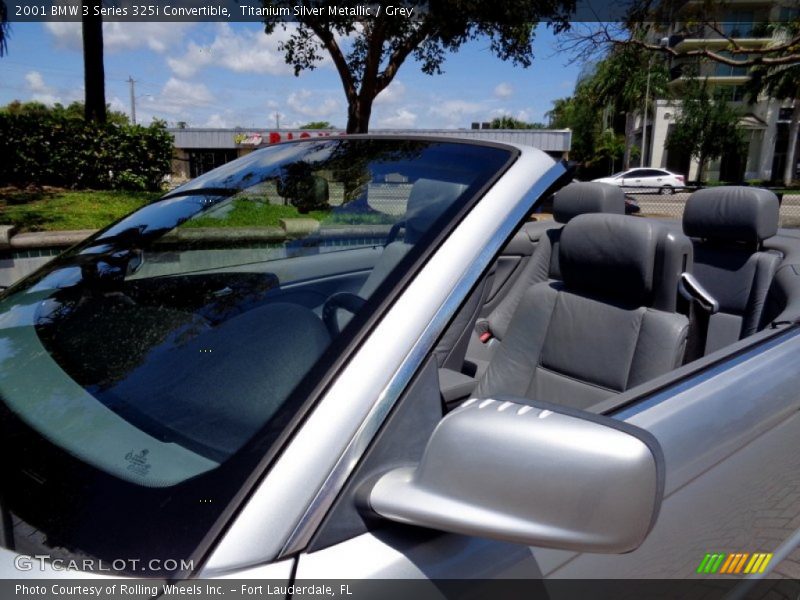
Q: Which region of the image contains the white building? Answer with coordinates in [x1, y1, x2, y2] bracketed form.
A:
[646, 0, 798, 182]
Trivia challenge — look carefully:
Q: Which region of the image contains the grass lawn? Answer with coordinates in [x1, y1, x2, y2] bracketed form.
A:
[187, 200, 329, 229]
[0, 188, 161, 232]
[0, 188, 397, 233]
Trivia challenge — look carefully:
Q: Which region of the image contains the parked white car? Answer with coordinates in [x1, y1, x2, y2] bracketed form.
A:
[593, 167, 685, 194]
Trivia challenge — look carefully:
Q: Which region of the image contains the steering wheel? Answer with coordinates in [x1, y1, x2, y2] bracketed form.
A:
[322, 292, 366, 336]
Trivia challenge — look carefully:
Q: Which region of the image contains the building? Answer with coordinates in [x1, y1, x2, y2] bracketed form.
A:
[645, 1, 798, 182]
[168, 127, 572, 182]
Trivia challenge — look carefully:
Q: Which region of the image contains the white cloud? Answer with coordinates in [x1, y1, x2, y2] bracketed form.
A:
[286, 89, 339, 119]
[44, 21, 193, 53]
[108, 96, 127, 114]
[375, 81, 406, 105]
[25, 71, 60, 105]
[43, 22, 82, 51]
[428, 99, 483, 127]
[494, 82, 513, 98]
[205, 113, 229, 128]
[104, 22, 195, 53]
[489, 107, 534, 123]
[374, 107, 418, 129]
[138, 77, 215, 117]
[167, 23, 303, 78]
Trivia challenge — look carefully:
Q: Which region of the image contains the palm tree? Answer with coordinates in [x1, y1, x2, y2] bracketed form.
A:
[1, 0, 9, 56]
[585, 45, 669, 169]
[82, 0, 106, 123]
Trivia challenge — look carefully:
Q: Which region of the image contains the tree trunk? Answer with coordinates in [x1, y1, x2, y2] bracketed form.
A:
[697, 153, 706, 185]
[623, 112, 635, 169]
[783, 101, 800, 187]
[345, 96, 373, 134]
[82, 1, 106, 123]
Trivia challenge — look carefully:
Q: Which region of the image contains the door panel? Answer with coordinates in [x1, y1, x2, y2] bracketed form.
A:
[298, 329, 800, 581]
[548, 410, 800, 578]
[480, 220, 555, 316]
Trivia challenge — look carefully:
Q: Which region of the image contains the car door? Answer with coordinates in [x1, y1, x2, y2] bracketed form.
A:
[621, 169, 644, 189]
[288, 326, 800, 586]
[477, 219, 556, 323]
[642, 168, 668, 188]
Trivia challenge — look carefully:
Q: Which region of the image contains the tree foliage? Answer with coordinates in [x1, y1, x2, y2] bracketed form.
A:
[298, 120, 336, 129]
[2, 100, 130, 125]
[489, 115, 546, 129]
[262, 0, 575, 132]
[666, 78, 745, 182]
[0, 103, 172, 191]
[543, 42, 670, 174]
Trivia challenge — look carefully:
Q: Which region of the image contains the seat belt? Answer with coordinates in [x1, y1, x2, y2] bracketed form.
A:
[679, 273, 719, 363]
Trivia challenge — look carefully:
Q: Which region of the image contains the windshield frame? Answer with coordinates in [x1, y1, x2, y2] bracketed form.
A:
[186, 135, 521, 575]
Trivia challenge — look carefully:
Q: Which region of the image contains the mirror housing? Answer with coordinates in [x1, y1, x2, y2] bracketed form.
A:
[369, 398, 664, 553]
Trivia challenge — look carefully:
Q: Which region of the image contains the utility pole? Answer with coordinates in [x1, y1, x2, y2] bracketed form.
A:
[275, 112, 280, 129]
[128, 76, 136, 125]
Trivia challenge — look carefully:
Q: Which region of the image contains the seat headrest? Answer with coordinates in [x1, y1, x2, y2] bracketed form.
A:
[405, 178, 468, 243]
[683, 186, 779, 245]
[560, 214, 692, 309]
[553, 182, 626, 224]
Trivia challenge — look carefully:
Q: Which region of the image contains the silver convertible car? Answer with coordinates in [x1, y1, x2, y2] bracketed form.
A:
[0, 137, 799, 591]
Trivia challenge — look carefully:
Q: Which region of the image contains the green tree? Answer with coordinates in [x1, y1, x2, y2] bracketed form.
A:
[593, 128, 627, 174]
[584, 43, 669, 169]
[299, 120, 335, 129]
[489, 115, 546, 129]
[667, 78, 745, 183]
[262, 0, 574, 133]
[545, 97, 573, 128]
[82, 0, 106, 123]
[1, 100, 129, 124]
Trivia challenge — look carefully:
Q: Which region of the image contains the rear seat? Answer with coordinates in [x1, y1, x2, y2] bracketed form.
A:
[682, 186, 781, 354]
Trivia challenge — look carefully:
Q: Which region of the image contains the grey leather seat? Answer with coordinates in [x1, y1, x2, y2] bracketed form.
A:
[682, 186, 781, 354]
[475, 213, 692, 410]
[484, 182, 626, 342]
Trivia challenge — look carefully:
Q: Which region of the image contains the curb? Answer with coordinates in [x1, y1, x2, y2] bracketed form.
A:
[0, 225, 16, 250]
[9, 229, 97, 250]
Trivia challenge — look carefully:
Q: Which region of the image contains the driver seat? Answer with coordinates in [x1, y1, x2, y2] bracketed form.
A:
[476, 213, 692, 409]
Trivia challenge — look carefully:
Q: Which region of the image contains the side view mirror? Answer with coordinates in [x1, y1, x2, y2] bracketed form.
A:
[368, 398, 664, 554]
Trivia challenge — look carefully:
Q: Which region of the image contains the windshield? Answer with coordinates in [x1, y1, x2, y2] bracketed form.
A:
[0, 138, 514, 575]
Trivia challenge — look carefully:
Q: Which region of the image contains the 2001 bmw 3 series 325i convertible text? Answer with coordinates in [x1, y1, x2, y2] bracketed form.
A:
[0, 137, 799, 586]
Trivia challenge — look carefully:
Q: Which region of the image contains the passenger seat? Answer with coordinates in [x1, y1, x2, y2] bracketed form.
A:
[682, 186, 781, 354]
[475, 214, 692, 410]
[482, 181, 626, 343]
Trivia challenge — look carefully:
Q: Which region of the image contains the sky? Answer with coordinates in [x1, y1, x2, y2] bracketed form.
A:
[0, 21, 583, 130]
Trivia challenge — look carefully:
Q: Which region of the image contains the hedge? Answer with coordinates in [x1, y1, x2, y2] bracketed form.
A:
[0, 114, 173, 191]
